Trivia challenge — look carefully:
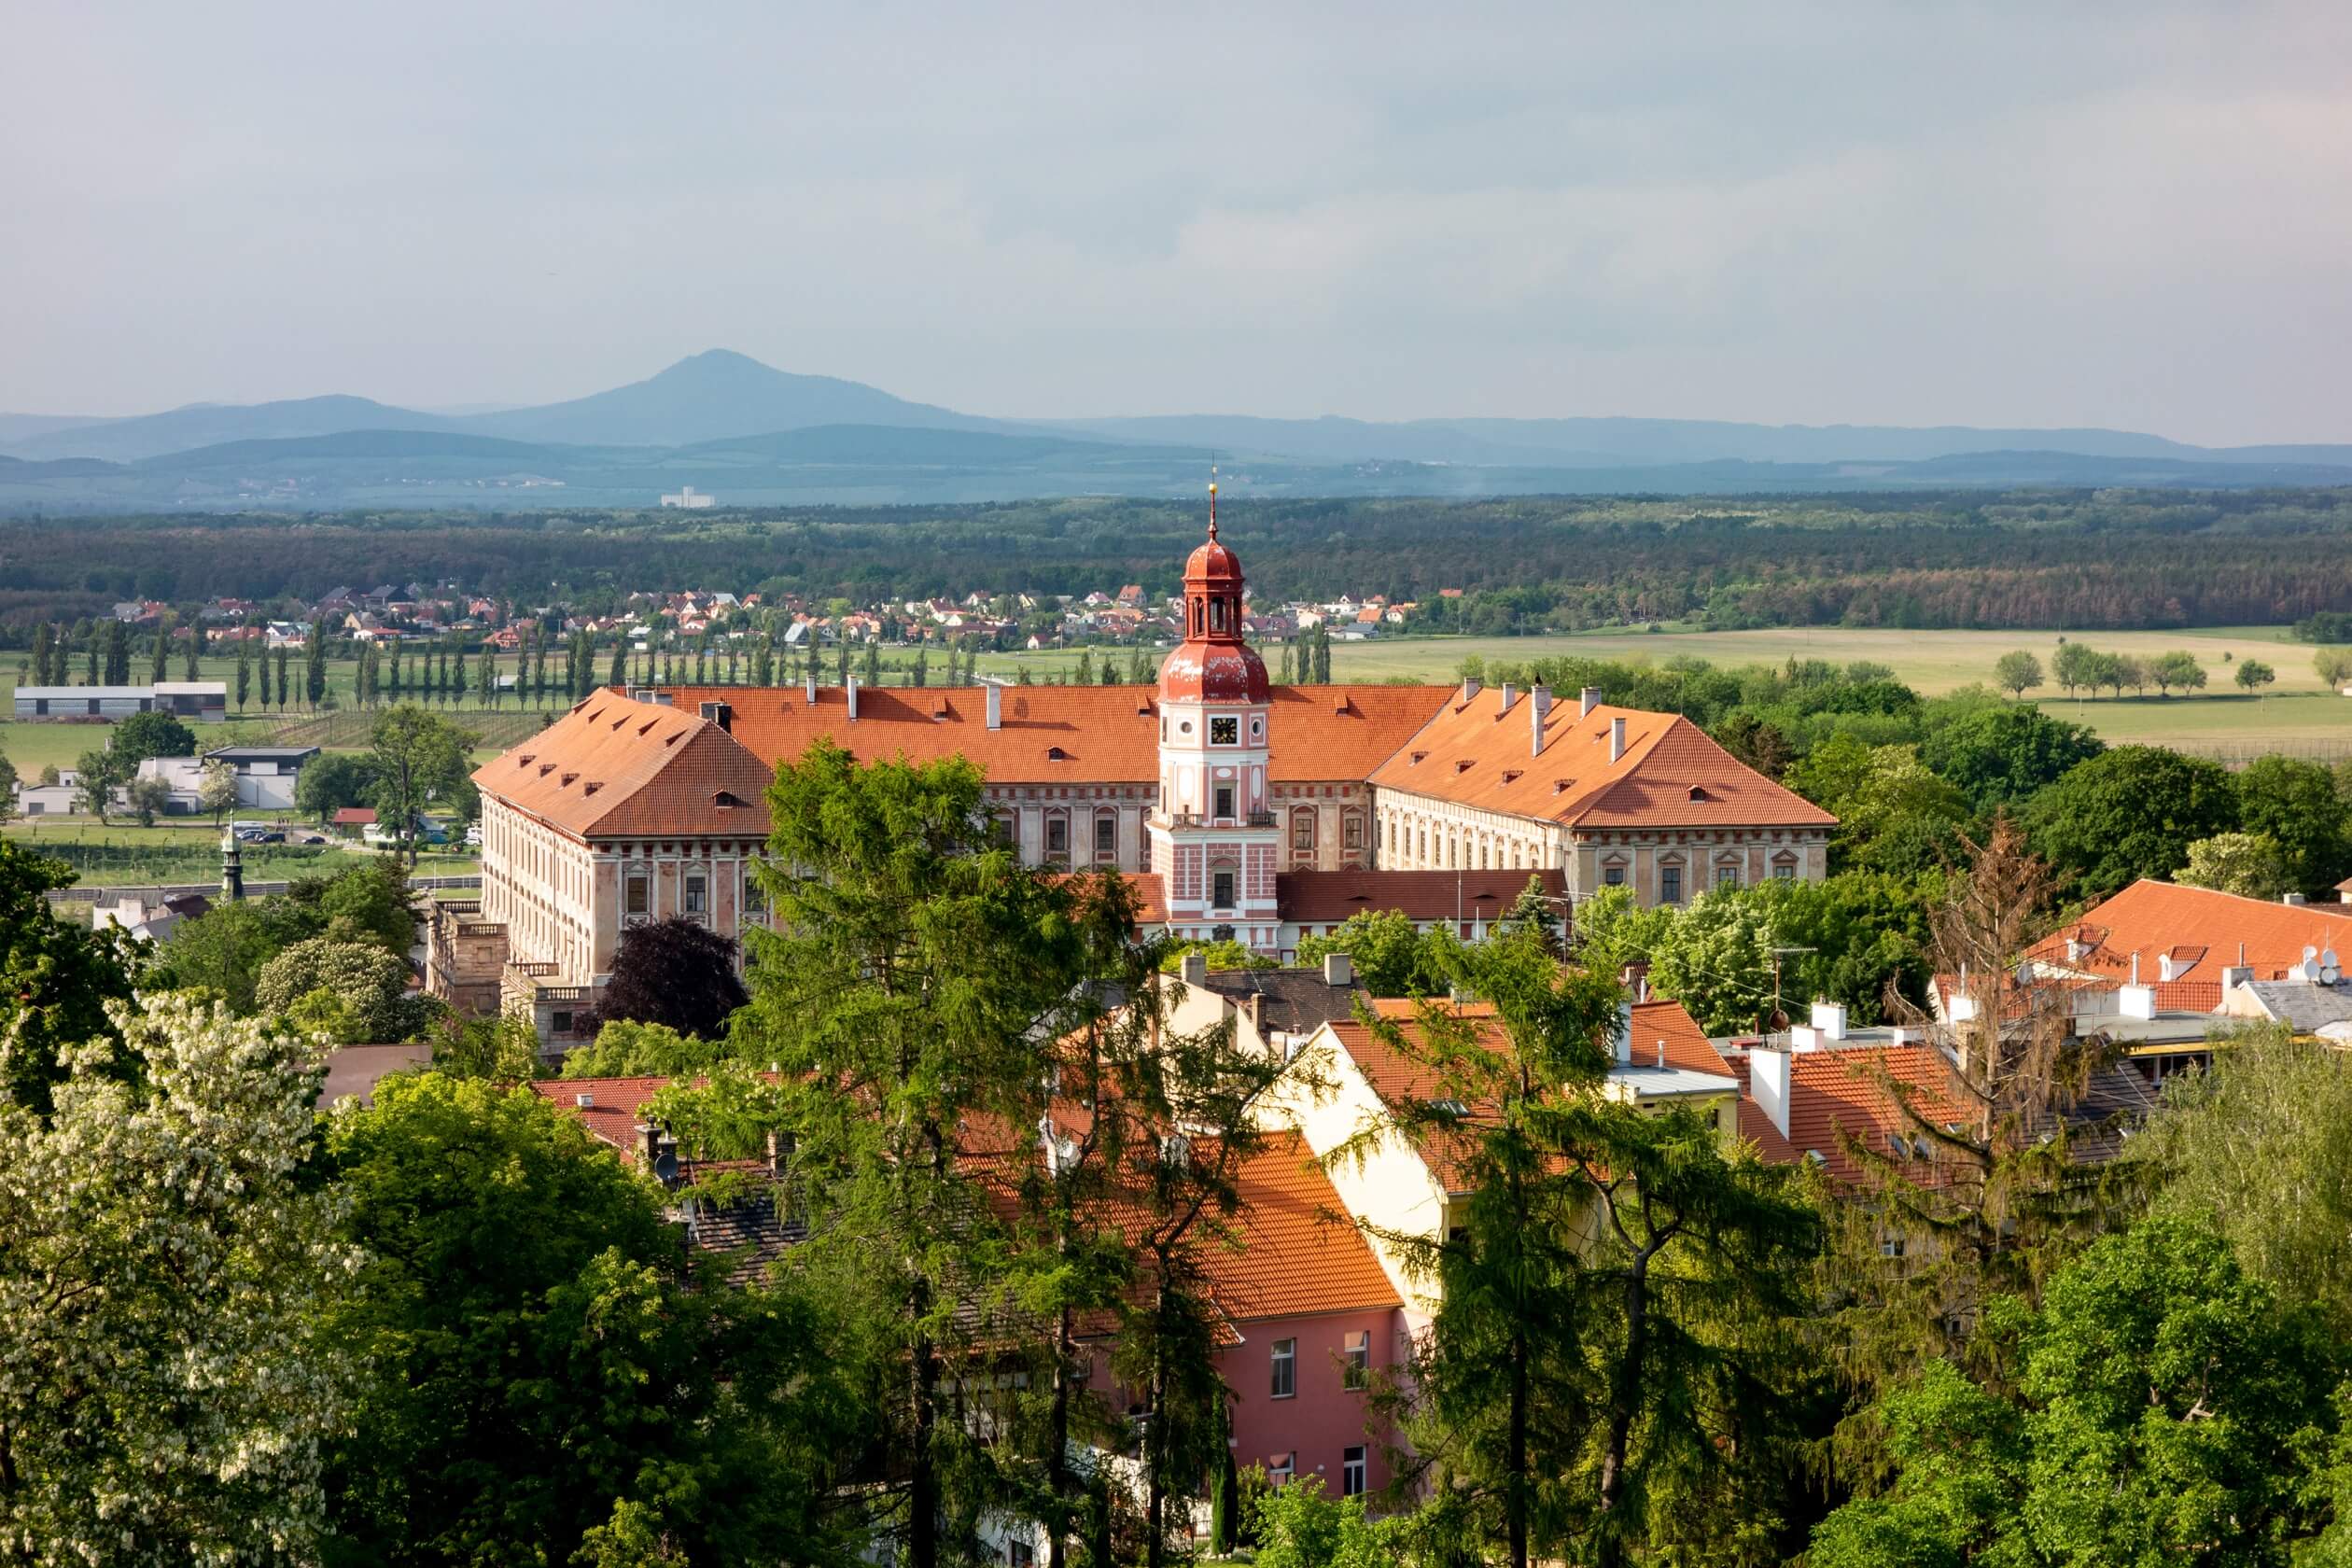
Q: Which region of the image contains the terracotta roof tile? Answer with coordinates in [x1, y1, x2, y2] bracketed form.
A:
[1369, 693, 1835, 830]
[530, 1076, 673, 1155]
[1277, 869, 1565, 925]
[474, 699, 774, 840]
[1779, 1045, 1973, 1186]
[1209, 1130, 1401, 1322]
[2027, 879, 2352, 997]
[650, 682, 1448, 785]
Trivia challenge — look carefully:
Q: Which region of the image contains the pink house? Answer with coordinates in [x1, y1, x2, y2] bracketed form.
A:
[1085, 1130, 1406, 1510]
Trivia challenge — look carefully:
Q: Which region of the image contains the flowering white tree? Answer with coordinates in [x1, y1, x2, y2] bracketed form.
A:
[0, 992, 356, 1564]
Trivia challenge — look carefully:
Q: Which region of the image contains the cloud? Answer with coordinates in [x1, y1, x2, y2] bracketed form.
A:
[0, 0, 2345, 442]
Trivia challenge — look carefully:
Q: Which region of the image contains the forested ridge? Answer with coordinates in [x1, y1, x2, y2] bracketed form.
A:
[4, 486, 2350, 636]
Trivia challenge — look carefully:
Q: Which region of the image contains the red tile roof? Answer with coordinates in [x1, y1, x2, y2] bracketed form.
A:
[1277, 869, 1565, 925]
[530, 1076, 672, 1155]
[2028, 879, 2352, 998]
[474, 697, 775, 840]
[1208, 1130, 1401, 1322]
[1370, 693, 1835, 831]
[1326, 998, 1721, 1188]
[1778, 1045, 1973, 1186]
[331, 807, 376, 825]
[649, 682, 1449, 786]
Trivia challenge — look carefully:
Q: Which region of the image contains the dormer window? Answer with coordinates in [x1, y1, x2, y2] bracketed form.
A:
[712, 791, 745, 808]
[1687, 785, 1711, 802]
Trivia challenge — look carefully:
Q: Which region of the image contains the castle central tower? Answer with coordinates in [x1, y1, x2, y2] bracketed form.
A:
[1149, 484, 1281, 945]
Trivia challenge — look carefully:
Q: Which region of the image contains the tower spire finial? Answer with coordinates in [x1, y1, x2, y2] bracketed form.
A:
[1208, 465, 1219, 539]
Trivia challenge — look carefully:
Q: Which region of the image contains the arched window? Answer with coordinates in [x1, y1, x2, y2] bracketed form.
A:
[1210, 597, 1225, 633]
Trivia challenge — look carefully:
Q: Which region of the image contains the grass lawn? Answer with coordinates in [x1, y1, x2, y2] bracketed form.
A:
[7, 817, 481, 887]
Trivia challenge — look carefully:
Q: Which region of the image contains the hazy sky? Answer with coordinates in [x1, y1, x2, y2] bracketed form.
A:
[6, 1, 2348, 442]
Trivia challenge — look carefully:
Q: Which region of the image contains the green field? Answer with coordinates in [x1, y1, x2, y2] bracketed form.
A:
[8, 818, 481, 889]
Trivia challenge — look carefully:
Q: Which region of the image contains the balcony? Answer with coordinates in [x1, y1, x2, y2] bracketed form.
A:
[1161, 812, 1279, 831]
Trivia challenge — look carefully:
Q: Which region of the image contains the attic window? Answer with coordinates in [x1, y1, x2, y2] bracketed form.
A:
[516, 754, 535, 768]
[664, 732, 682, 747]
[713, 791, 745, 808]
[1454, 759, 1475, 773]
[638, 720, 658, 735]
[1501, 769, 1521, 783]
[560, 772, 578, 788]
[584, 707, 603, 724]
[1687, 785, 1711, 802]
[538, 763, 555, 777]
[1552, 778, 1574, 794]
[1046, 746, 1070, 761]
[1409, 751, 1428, 765]
[582, 782, 602, 797]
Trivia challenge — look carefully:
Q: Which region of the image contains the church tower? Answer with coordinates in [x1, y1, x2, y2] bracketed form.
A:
[1149, 482, 1281, 945]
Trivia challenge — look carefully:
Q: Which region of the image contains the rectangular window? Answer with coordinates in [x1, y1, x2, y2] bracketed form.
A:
[744, 868, 766, 920]
[1343, 1330, 1370, 1389]
[1210, 715, 1239, 745]
[1343, 815, 1363, 849]
[624, 875, 649, 917]
[1342, 1446, 1366, 1498]
[1774, 862, 1796, 881]
[1045, 817, 1068, 855]
[1659, 865, 1682, 904]
[1268, 1452, 1295, 1487]
[1270, 1337, 1296, 1398]
[1007, 1545, 1034, 1568]
[551, 1010, 573, 1036]
[1715, 864, 1739, 890]
[1291, 810, 1314, 849]
[1603, 865, 1625, 887]
[683, 874, 707, 916]
[1095, 814, 1115, 854]
[994, 815, 1015, 847]
[1212, 869, 1236, 910]
[1214, 785, 1235, 820]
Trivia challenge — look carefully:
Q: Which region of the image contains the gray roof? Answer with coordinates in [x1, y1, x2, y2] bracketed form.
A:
[204, 745, 322, 763]
[2242, 979, 2352, 1032]
[1196, 966, 1364, 1035]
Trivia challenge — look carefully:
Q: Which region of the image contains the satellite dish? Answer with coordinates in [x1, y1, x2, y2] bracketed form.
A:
[2325, 949, 2343, 985]
[653, 1150, 680, 1184]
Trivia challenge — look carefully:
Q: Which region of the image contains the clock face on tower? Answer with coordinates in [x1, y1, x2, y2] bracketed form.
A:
[1210, 715, 1239, 745]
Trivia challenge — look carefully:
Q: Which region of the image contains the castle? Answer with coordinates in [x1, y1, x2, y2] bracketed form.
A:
[428, 516, 1834, 1039]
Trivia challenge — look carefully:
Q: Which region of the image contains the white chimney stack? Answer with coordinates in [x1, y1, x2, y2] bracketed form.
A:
[805, 670, 818, 706]
[1460, 675, 1481, 704]
[1531, 684, 1553, 756]
[1580, 686, 1603, 717]
[1750, 1047, 1792, 1139]
[1809, 1000, 1847, 1041]
[986, 680, 1002, 731]
[847, 676, 860, 721]
[1615, 999, 1633, 1064]
[1609, 716, 1627, 763]
[2119, 984, 2158, 1020]
[1323, 951, 1353, 987]
[1497, 682, 1518, 716]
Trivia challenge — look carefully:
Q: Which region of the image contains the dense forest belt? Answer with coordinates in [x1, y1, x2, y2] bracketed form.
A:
[3, 486, 2349, 633]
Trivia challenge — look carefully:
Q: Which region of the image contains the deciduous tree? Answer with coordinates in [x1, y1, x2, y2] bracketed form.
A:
[2025, 745, 2239, 897]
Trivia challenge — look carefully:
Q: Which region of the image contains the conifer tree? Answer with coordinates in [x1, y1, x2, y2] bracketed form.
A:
[733, 744, 1118, 1568]
[29, 623, 51, 688]
[234, 638, 251, 712]
[148, 612, 173, 684]
[184, 619, 203, 680]
[304, 623, 328, 708]
[608, 638, 627, 689]
[274, 646, 291, 711]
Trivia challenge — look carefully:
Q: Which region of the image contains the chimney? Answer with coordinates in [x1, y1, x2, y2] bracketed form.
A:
[2119, 984, 2157, 1020]
[986, 681, 1002, 731]
[1750, 1046, 1792, 1139]
[1180, 951, 1209, 987]
[847, 677, 860, 721]
[1580, 685, 1602, 718]
[2284, 892, 2308, 906]
[1246, 991, 1264, 1032]
[635, 1123, 661, 1168]
[1322, 951, 1353, 988]
[1530, 684, 1553, 756]
[1809, 1000, 1847, 1042]
[1460, 674, 1481, 705]
[1497, 682, 1518, 716]
[1609, 716, 1627, 763]
[805, 670, 818, 706]
[1655, 1038, 1667, 1069]
[1614, 999, 1633, 1064]
[2128, 952, 2140, 986]
[765, 1127, 791, 1176]
[698, 700, 732, 733]
[2220, 963, 2254, 994]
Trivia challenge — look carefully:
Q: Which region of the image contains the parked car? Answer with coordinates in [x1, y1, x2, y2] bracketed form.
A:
[464, 824, 483, 847]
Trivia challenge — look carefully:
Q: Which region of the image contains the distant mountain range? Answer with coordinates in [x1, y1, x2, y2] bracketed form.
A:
[3, 348, 2346, 511]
